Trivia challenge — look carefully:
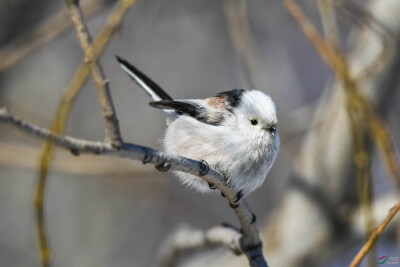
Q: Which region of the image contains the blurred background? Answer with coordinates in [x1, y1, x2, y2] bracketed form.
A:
[0, 0, 399, 266]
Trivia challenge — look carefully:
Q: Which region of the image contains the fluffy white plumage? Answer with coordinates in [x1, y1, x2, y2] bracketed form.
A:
[163, 90, 279, 196]
[117, 57, 279, 197]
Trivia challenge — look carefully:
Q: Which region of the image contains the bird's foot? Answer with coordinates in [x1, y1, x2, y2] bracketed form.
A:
[199, 160, 209, 176]
[208, 182, 216, 190]
[155, 160, 171, 172]
[234, 190, 244, 203]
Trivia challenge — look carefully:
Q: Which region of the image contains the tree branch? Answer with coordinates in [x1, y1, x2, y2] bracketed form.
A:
[0, 142, 158, 177]
[158, 224, 242, 267]
[66, 0, 123, 148]
[0, 0, 107, 73]
[282, 0, 400, 188]
[350, 203, 400, 267]
[30, 1, 137, 266]
[0, 106, 267, 266]
[1, 1, 268, 265]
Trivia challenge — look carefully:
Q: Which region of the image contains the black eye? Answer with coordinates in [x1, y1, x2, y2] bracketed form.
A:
[250, 119, 258, 125]
[267, 126, 276, 133]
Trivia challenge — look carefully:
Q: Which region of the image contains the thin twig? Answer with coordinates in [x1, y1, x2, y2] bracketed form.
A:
[348, 103, 377, 267]
[0, 106, 268, 266]
[349, 203, 400, 267]
[283, 2, 399, 265]
[66, 0, 123, 148]
[223, 0, 264, 90]
[316, 2, 377, 265]
[32, 0, 137, 266]
[282, 0, 400, 188]
[0, 0, 106, 73]
[158, 224, 242, 267]
[335, 0, 394, 80]
[317, 0, 340, 50]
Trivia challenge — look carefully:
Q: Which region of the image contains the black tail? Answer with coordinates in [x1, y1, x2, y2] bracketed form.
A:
[116, 56, 173, 101]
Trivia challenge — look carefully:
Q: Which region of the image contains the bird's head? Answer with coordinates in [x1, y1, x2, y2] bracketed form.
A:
[225, 90, 279, 147]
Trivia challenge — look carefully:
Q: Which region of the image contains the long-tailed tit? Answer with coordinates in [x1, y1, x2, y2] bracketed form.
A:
[117, 56, 279, 198]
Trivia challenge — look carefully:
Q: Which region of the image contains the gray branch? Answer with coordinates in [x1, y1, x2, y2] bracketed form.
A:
[66, 0, 123, 148]
[0, 106, 267, 267]
[158, 224, 242, 267]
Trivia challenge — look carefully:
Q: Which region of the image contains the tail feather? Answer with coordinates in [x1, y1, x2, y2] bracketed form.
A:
[116, 56, 173, 101]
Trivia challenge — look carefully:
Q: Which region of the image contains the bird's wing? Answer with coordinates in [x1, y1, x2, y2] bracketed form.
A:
[116, 56, 173, 101]
[149, 99, 224, 126]
[150, 89, 245, 125]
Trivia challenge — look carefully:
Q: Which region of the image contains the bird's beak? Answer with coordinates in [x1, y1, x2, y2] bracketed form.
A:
[262, 125, 277, 134]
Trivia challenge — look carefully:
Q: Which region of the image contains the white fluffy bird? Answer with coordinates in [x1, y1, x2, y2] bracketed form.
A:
[117, 56, 279, 198]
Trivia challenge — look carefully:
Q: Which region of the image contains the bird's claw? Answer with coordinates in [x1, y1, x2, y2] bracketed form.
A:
[208, 182, 216, 190]
[199, 160, 209, 176]
[155, 160, 171, 172]
[143, 153, 171, 172]
[142, 153, 152, 164]
[234, 190, 244, 203]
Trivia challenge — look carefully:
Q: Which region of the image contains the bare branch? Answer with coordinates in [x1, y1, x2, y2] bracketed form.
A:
[317, 0, 340, 50]
[2, 1, 268, 265]
[158, 224, 242, 267]
[66, 0, 123, 148]
[223, 0, 264, 90]
[0, 107, 110, 154]
[282, 0, 400, 188]
[28, 1, 137, 265]
[0, 0, 106, 73]
[349, 203, 400, 267]
[335, 0, 394, 80]
[0, 143, 157, 177]
[0, 106, 267, 266]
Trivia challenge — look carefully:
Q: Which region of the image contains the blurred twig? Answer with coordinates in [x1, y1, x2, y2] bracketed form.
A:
[0, 0, 107, 73]
[317, 0, 340, 50]
[32, 0, 136, 266]
[158, 224, 242, 267]
[282, 0, 400, 189]
[348, 105, 376, 267]
[349, 203, 400, 267]
[301, 194, 400, 266]
[317, 2, 376, 265]
[223, 0, 264, 90]
[283, 0, 399, 265]
[335, 0, 394, 80]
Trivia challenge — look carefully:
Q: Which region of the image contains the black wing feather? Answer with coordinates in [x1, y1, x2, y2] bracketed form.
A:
[149, 100, 200, 117]
[116, 56, 173, 101]
[150, 100, 223, 126]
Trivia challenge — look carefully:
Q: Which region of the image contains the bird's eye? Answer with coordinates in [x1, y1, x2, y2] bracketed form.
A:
[250, 119, 258, 125]
[267, 126, 276, 133]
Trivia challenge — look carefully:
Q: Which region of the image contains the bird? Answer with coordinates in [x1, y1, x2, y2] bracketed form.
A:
[116, 56, 279, 198]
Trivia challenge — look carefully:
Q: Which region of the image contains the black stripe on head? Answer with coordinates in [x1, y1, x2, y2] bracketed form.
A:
[149, 100, 223, 125]
[216, 89, 245, 112]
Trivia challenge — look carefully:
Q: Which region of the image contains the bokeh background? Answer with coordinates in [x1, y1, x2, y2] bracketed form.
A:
[0, 0, 399, 266]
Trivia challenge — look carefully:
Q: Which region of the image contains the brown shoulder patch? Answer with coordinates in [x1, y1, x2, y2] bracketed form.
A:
[206, 96, 226, 111]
